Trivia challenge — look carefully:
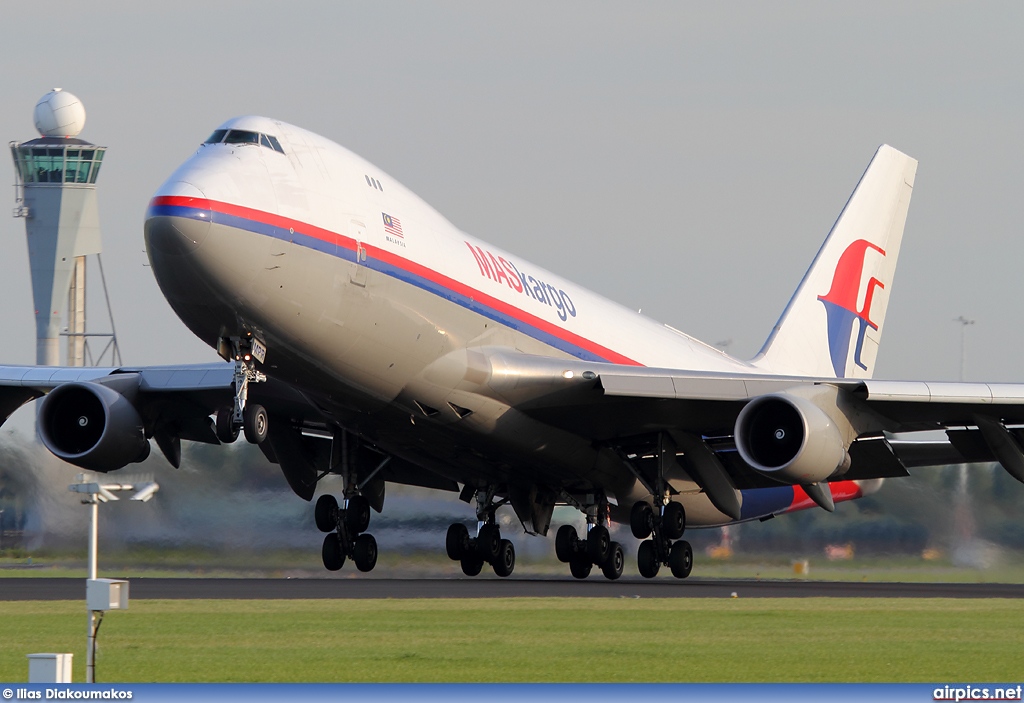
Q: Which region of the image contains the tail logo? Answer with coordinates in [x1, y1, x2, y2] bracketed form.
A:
[817, 239, 886, 377]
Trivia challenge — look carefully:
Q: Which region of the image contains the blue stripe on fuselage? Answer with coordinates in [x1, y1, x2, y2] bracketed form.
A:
[739, 485, 796, 521]
[148, 204, 612, 363]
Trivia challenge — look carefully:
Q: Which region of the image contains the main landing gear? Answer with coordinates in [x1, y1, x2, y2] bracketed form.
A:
[215, 334, 268, 445]
[554, 522, 625, 580]
[316, 493, 378, 573]
[631, 499, 692, 579]
[445, 488, 517, 577]
[552, 495, 624, 580]
[314, 432, 385, 574]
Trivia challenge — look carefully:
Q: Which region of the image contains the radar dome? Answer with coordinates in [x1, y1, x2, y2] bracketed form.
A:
[33, 89, 86, 138]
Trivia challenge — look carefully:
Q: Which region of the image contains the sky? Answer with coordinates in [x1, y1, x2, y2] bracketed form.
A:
[1, 1, 1023, 383]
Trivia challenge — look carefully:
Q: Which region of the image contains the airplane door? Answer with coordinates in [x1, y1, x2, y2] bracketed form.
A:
[350, 220, 368, 287]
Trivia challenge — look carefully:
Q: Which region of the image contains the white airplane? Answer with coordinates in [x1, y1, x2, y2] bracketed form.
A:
[3, 116, 1023, 580]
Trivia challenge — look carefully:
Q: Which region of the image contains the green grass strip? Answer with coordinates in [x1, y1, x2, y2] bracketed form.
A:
[1, 598, 1021, 682]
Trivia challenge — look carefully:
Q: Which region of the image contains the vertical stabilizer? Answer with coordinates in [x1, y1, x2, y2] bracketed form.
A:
[752, 145, 917, 378]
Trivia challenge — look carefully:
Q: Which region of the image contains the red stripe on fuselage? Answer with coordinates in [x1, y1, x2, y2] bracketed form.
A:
[150, 195, 641, 366]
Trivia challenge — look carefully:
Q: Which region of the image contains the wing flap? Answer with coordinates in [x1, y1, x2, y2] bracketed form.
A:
[861, 379, 1024, 405]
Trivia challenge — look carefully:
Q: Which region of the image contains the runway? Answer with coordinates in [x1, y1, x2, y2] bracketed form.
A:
[1, 577, 1022, 600]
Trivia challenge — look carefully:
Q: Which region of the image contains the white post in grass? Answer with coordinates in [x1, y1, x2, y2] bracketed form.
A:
[69, 473, 158, 683]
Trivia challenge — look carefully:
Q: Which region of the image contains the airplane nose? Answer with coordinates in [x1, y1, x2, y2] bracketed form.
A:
[145, 181, 212, 258]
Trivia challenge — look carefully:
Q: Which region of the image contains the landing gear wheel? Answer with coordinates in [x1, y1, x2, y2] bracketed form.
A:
[446, 523, 470, 561]
[586, 524, 611, 565]
[345, 495, 371, 534]
[493, 539, 516, 577]
[322, 533, 344, 571]
[569, 556, 593, 579]
[662, 501, 685, 540]
[242, 403, 268, 444]
[669, 540, 693, 579]
[314, 495, 338, 533]
[215, 407, 238, 444]
[637, 540, 660, 578]
[630, 501, 655, 539]
[601, 541, 625, 580]
[460, 555, 484, 576]
[353, 533, 378, 572]
[477, 524, 501, 563]
[555, 524, 578, 563]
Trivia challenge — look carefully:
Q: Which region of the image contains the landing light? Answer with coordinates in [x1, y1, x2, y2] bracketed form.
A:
[562, 370, 574, 379]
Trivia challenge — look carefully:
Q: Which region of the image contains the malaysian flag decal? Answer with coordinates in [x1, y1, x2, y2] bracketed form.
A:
[382, 212, 403, 238]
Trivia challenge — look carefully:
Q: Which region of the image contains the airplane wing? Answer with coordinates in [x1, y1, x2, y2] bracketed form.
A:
[0, 362, 322, 449]
[469, 351, 1024, 516]
[0, 362, 455, 503]
[0, 363, 234, 441]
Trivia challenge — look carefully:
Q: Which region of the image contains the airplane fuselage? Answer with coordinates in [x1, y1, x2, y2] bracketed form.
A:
[144, 116, 856, 530]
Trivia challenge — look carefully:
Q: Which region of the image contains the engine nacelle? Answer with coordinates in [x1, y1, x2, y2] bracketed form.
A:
[734, 391, 849, 485]
[38, 382, 149, 473]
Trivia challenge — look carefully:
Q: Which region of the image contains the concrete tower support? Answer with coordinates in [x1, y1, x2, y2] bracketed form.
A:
[14, 172, 103, 364]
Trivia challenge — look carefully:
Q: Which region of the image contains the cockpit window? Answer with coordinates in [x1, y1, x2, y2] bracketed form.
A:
[266, 134, 285, 154]
[202, 128, 285, 154]
[224, 129, 261, 145]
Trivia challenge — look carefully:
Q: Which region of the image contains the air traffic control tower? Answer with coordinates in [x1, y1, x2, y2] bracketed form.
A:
[10, 89, 119, 367]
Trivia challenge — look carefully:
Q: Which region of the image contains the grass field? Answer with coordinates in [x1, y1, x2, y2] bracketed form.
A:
[1, 598, 1022, 682]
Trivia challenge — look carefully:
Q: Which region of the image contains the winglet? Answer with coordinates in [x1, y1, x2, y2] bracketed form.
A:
[751, 145, 918, 379]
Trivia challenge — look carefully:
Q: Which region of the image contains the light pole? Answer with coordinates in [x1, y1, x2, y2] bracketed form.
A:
[952, 316, 976, 563]
[68, 474, 158, 683]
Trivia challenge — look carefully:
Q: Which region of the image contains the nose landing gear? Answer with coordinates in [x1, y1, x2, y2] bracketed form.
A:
[215, 333, 268, 445]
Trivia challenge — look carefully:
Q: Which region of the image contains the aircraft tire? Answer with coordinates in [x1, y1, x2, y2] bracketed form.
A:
[243, 404, 269, 444]
[314, 494, 338, 533]
[669, 540, 693, 579]
[630, 501, 654, 539]
[345, 495, 371, 534]
[569, 556, 592, 579]
[353, 533, 378, 572]
[460, 554, 484, 577]
[322, 533, 345, 571]
[215, 407, 238, 444]
[554, 524, 578, 563]
[446, 523, 470, 561]
[586, 525, 611, 565]
[662, 501, 685, 540]
[601, 541, 624, 580]
[477, 524, 501, 563]
[637, 540, 660, 578]
[493, 539, 516, 577]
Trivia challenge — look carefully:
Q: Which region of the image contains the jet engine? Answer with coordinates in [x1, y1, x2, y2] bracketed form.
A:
[38, 382, 149, 473]
[734, 391, 850, 485]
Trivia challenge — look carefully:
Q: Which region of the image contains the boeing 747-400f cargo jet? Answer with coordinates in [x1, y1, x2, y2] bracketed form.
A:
[3, 116, 1023, 580]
